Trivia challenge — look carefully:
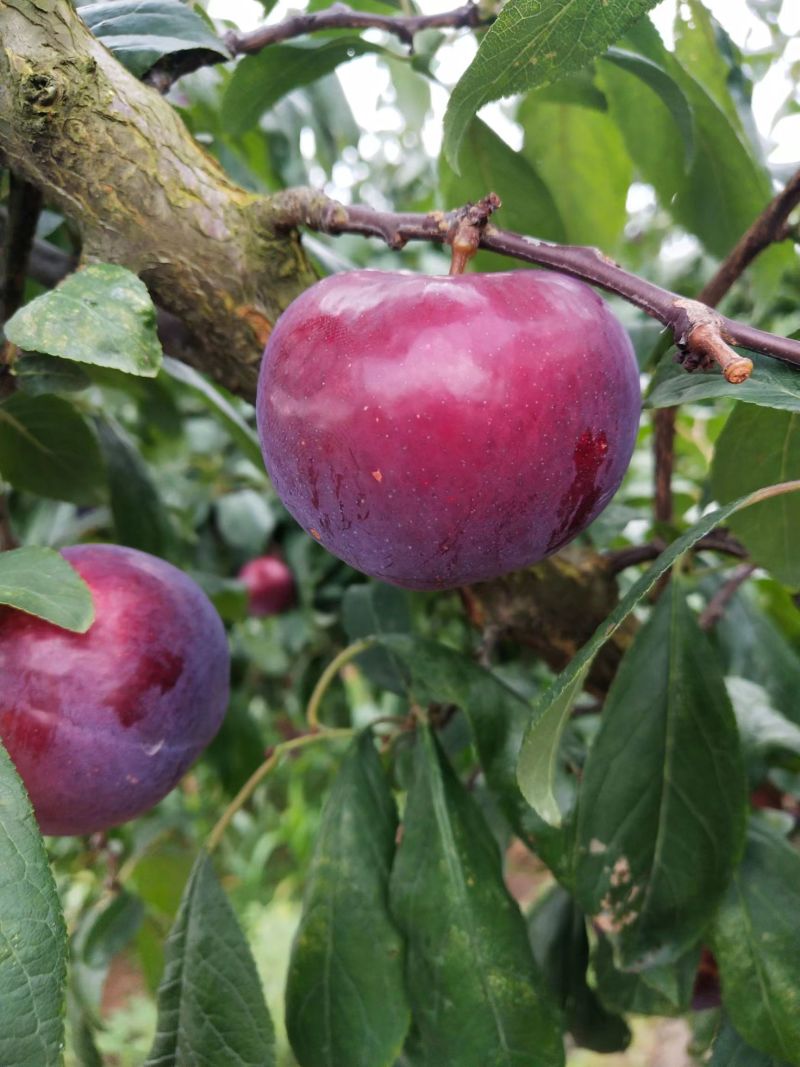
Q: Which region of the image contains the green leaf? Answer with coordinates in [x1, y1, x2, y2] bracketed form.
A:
[0, 740, 67, 1067]
[79, 0, 229, 78]
[574, 583, 747, 968]
[72, 891, 145, 1020]
[0, 393, 106, 504]
[223, 40, 385, 136]
[712, 822, 800, 1063]
[712, 406, 800, 588]
[710, 583, 800, 727]
[5, 264, 162, 377]
[13, 353, 92, 397]
[96, 418, 173, 557]
[592, 934, 699, 1016]
[145, 853, 275, 1067]
[647, 353, 800, 413]
[528, 887, 630, 1053]
[161, 356, 263, 468]
[342, 583, 412, 695]
[389, 727, 565, 1067]
[516, 480, 800, 825]
[375, 635, 570, 873]
[709, 1018, 793, 1067]
[514, 664, 588, 828]
[602, 48, 694, 163]
[519, 96, 631, 250]
[286, 732, 409, 1067]
[439, 119, 566, 252]
[725, 678, 800, 761]
[443, 0, 661, 170]
[0, 545, 94, 631]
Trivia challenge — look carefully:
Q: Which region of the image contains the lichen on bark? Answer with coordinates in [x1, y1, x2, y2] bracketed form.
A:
[0, 0, 317, 398]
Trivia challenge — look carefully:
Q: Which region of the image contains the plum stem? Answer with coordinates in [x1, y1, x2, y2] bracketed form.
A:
[269, 186, 800, 375]
[206, 727, 354, 853]
[306, 637, 376, 730]
[447, 193, 501, 275]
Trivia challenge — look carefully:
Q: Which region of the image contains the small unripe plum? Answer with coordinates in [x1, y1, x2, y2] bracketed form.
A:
[0, 544, 230, 836]
[238, 554, 295, 616]
[256, 270, 640, 590]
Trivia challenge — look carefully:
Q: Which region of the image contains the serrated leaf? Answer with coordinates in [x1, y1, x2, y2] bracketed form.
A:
[5, 264, 162, 377]
[162, 356, 263, 468]
[709, 1018, 793, 1067]
[223, 40, 385, 136]
[0, 740, 67, 1067]
[519, 94, 631, 250]
[0, 546, 94, 631]
[96, 418, 173, 557]
[145, 853, 275, 1067]
[342, 583, 412, 695]
[375, 635, 571, 873]
[647, 353, 800, 413]
[439, 118, 566, 253]
[0, 393, 106, 504]
[443, 0, 661, 170]
[712, 822, 800, 1063]
[285, 731, 409, 1067]
[516, 480, 800, 825]
[528, 886, 630, 1053]
[79, 0, 228, 77]
[574, 584, 747, 968]
[712, 406, 800, 588]
[390, 727, 565, 1067]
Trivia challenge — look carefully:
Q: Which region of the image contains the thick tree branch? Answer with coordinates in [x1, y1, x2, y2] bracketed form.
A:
[269, 189, 800, 368]
[0, 0, 316, 399]
[145, 2, 489, 92]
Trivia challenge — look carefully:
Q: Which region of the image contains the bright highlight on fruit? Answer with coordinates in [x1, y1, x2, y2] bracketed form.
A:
[257, 269, 641, 590]
[0, 544, 230, 836]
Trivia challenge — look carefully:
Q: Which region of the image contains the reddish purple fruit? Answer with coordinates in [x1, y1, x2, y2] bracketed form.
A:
[257, 269, 640, 590]
[239, 554, 295, 616]
[0, 544, 230, 836]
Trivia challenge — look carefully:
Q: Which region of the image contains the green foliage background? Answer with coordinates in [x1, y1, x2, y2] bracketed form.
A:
[1, 0, 799, 1064]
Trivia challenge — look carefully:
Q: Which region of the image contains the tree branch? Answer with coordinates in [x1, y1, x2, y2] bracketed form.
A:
[269, 189, 800, 368]
[699, 564, 757, 630]
[144, 2, 489, 92]
[652, 165, 800, 531]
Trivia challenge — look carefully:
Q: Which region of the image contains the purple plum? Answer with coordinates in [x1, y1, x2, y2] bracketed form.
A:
[0, 544, 230, 835]
[257, 269, 641, 589]
[239, 554, 295, 617]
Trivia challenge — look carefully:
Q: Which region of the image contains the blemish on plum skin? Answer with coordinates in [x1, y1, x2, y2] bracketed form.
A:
[309, 528, 322, 540]
[371, 469, 383, 483]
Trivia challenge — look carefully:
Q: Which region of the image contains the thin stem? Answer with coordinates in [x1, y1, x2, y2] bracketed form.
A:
[206, 728, 353, 853]
[145, 2, 489, 91]
[699, 563, 757, 630]
[306, 637, 375, 730]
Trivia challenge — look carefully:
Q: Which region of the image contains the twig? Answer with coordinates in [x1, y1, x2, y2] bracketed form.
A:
[268, 189, 800, 368]
[144, 1, 489, 92]
[1, 175, 43, 398]
[306, 637, 375, 730]
[605, 530, 748, 575]
[206, 728, 353, 852]
[652, 166, 800, 532]
[699, 564, 757, 630]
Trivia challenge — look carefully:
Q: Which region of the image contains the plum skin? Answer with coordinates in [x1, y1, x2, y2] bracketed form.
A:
[257, 269, 641, 590]
[239, 554, 295, 616]
[0, 544, 230, 836]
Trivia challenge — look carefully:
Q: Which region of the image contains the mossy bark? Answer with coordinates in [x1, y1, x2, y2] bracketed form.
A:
[0, 0, 317, 398]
